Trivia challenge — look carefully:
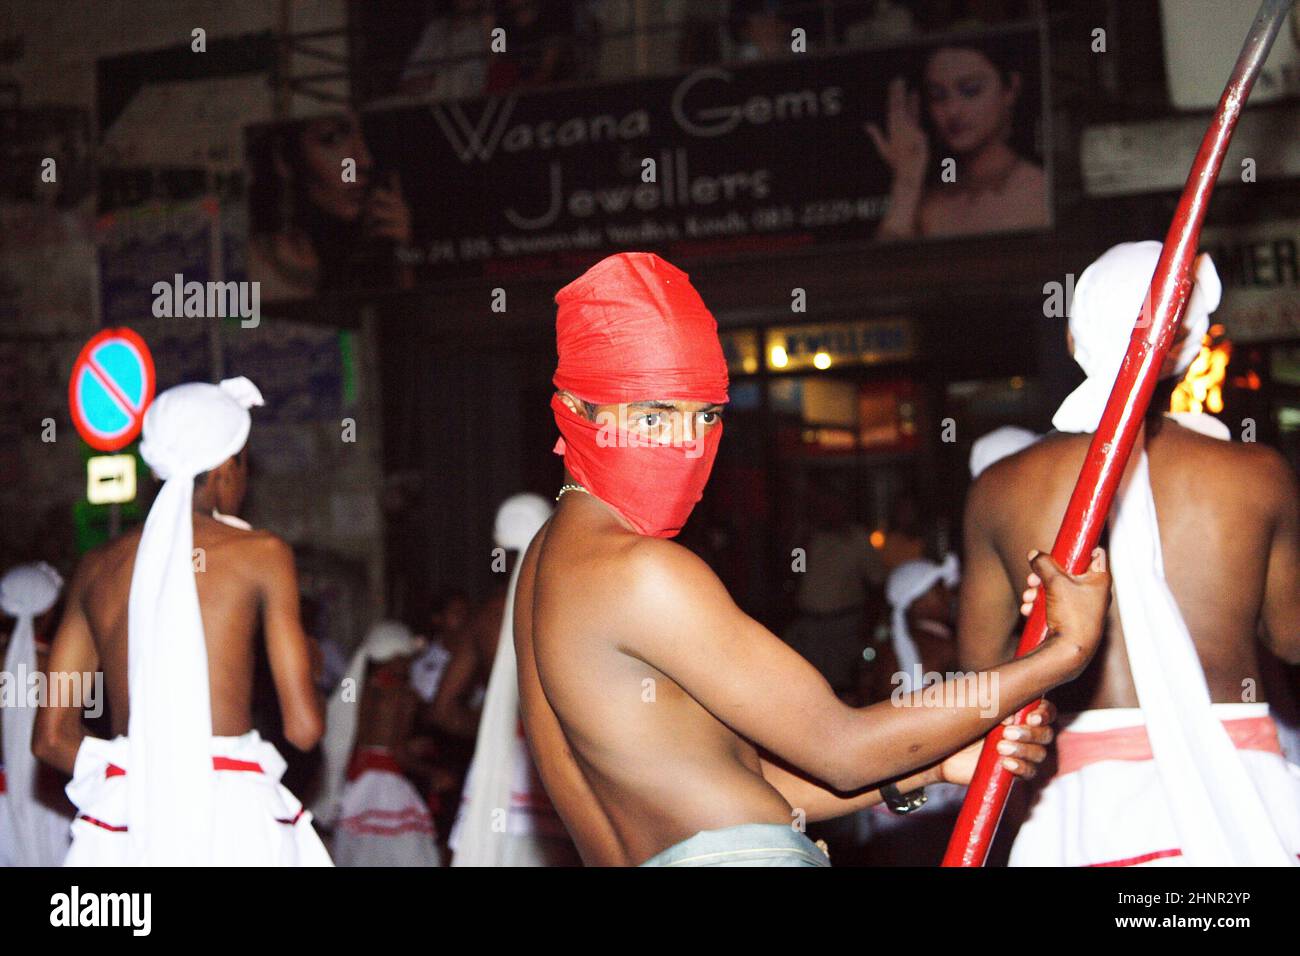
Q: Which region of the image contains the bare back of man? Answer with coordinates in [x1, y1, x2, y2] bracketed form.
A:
[354, 655, 420, 754]
[36, 511, 322, 775]
[517, 511, 787, 866]
[516, 480, 1109, 866]
[961, 417, 1300, 704]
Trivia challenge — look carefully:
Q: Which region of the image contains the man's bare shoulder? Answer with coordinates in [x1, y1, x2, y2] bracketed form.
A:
[968, 432, 1087, 517]
[609, 537, 738, 646]
[75, 527, 143, 593]
[193, 522, 297, 592]
[1158, 419, 1298, 492]
[540, 526, 732, 652]
[203, 520, 293, 559]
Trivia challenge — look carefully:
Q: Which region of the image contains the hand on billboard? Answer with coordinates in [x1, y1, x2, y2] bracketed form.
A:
[865, 77, 929, 187]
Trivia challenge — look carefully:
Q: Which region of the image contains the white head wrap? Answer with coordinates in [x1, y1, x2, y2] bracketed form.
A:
[970, 426, 1040, 479]
[885, 554, 958, 694]
[1054, 241, 1220, 434]
[315, 620, 423, 827]
[494, 493, 553, 552]
[1, 562, 69, 866]
[1053, 245, 1291, 865]
[127, 376, 263, 865]
[451, 493, 552, 865]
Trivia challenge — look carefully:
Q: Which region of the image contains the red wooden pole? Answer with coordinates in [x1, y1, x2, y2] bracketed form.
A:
[942, 0, 1295, 868]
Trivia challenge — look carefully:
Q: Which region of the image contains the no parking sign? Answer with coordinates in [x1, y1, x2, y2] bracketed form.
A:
[69, 328, 156, 452]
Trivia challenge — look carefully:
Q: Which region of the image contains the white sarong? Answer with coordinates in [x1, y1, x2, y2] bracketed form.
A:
[449, 715, 577, 866]
[332, 747, 441, 867]
[63, 731, 332, 867]
[0, 762, 71, 868]
[1009, 705, 1300, 867]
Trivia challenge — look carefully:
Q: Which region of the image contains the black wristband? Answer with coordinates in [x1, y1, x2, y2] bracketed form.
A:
[881, 782, 928, 815]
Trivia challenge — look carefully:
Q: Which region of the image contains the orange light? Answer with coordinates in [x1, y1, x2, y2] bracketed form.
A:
[1171, 326, 1231, 415]
[869, 530, 886, 549]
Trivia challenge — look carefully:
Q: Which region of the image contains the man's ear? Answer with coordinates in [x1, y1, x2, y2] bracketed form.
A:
[210, 455, 239, 491]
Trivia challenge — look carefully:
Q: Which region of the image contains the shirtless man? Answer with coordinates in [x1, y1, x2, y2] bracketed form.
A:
[34, 377, 330, 866]
[430, 588, 505, 740]
[513, 252, 1111, 867]
[960, 242, 1300, 867]
[320, 621, 440, 867]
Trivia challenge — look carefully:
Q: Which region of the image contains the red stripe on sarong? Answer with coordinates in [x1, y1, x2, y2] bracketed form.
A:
[1088, 848, 1183, 868]
[346, 747, 404, 781]
[105, 756, 264, 778]
[78, 814, 129, 833]
[340, 820, 435, 837]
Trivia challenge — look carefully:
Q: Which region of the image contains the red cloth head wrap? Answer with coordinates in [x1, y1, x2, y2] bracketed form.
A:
[552, 252, 729, 538]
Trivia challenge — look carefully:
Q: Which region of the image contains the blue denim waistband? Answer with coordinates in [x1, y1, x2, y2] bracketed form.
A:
[639, 823, 831, 867]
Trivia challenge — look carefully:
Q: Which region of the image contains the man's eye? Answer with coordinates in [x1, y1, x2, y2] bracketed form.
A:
[699, 412, 719, 425]
[639, 413, 662, 428]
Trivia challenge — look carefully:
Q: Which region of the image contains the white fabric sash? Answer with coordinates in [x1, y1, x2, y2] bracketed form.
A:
[1105, 414, 1293, 865]
[451, 493, 552, 866]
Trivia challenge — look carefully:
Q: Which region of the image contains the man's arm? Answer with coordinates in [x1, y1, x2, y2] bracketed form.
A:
[958, 472, 1022, 671]
[428, 637, 482, 738]
[429, 592, 502, 737]
[623, 541, 1108, 793]
[258, 536, 324, 751]
[33, 561, 98, 775]
[1260, 453, 1300, 662]
[758, 699, 1055, 822]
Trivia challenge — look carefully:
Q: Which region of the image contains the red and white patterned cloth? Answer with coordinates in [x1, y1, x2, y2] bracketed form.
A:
[332, 746, 441, 867]
[1010, 705, 1300, 867]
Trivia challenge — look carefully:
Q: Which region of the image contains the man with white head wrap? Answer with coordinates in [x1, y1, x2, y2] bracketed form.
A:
[960, 241, 1300, 867]
[34, 377, 332, 866]
[1, 562, 74, 866]
[885, 555, 960, 695]
[449, 493, 578, 866]
[855, 557, 967, 859]
[317, 619, 440, 866]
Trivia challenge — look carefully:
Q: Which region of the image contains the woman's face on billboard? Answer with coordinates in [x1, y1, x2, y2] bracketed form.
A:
[298, 114, 373, 221]
[923, 47, 1019, 156]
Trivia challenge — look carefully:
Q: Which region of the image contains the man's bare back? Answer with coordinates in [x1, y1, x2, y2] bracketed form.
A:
[36, 511, 322, 775]
[960, 417, 1300, 708]
[516, 504, 790, 866]
[354, 655, 420, 753]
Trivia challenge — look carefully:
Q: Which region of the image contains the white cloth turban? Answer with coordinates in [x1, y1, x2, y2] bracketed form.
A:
[1054, 241, 1220, 433]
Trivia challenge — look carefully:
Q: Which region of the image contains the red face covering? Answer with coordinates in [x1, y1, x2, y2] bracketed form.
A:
[552, 252, 729, 538]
